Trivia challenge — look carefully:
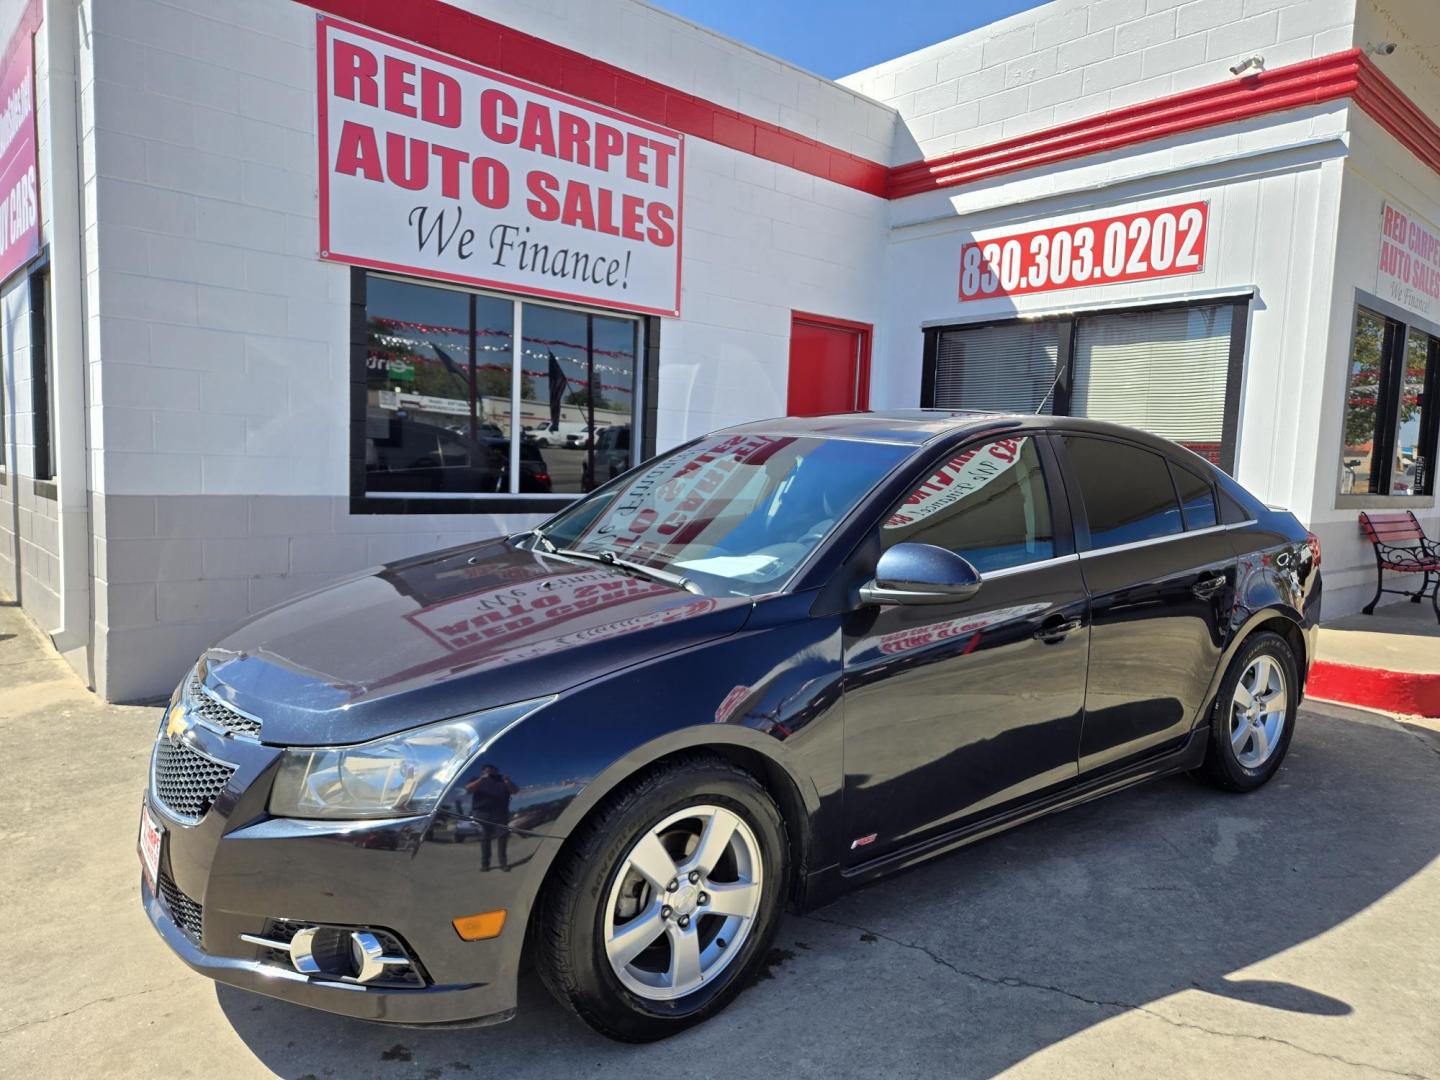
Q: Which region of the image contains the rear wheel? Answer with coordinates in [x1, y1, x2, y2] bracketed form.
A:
[535, 757, 788, 1041]
[1197, 631, 1298, 792]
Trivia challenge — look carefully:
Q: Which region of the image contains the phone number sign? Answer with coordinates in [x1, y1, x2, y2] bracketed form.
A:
[959, 202, 1208, 302]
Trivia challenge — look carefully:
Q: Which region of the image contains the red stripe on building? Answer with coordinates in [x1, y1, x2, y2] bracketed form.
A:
[887, 51, 1368, 197]
[299, 2, 1438, 197]
[1353, 52, 1440, 175]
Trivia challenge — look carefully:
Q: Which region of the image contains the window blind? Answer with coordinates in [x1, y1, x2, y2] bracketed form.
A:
[1071, 305, 1232, 443]
[933, 321, 1059, 414]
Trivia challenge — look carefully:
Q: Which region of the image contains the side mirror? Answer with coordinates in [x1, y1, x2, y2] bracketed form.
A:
[859, 542, 982, 606]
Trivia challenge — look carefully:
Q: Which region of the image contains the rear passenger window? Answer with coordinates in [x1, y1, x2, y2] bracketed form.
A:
[883, 435, 1054, 572]
[1064, 436, 1183, 548]
[1171, 461, 1218, 530]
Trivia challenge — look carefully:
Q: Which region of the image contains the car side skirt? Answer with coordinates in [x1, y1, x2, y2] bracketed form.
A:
[798, 730, 1209, 909]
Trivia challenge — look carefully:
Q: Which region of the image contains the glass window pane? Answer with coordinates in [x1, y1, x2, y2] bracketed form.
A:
[588, 314, 638, 488]
[1064, 436, 1183, 548]
[541, 434, 910, 597]
[364, 278, 512, 495]
[1339, 310, 1387, 495]
[518, 305, 637, 495]
[1171, 461, 1218, 530]
[882, 435, 1055, 572]
[1392, 328, 1435, 495]
[932, 322, 1059, 414]
[1072, 304, 1231, 464]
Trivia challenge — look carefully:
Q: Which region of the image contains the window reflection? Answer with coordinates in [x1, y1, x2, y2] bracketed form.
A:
[1339, 310, 1386, 495]
[362, 274, 640, 498]
[519, 305, 637, 495]
[365, 278, 513, 495]
[1393, 329, 1435, 495]
[882, 436, 1055, 573]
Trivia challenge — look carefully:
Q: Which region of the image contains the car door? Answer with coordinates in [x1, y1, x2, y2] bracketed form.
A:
[841, 432, 1090, 865]
[1056, 433, 1238, 774]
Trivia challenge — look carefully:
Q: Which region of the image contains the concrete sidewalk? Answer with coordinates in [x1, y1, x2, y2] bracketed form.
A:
[1312, 602, 1440, 717]
[2, 601, 1439, 1080]
[1318, 603, 1440, 674]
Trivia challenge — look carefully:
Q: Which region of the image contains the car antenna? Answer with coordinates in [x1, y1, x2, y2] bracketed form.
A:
[1035, 368, 1064, 414]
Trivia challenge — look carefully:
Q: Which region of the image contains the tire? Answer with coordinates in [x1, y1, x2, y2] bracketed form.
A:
[1196, 630, 1298, 792]
[534, 756, 788, 1042]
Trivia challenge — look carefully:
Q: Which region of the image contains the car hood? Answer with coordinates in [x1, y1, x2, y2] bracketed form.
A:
[201, 538, 753, 746]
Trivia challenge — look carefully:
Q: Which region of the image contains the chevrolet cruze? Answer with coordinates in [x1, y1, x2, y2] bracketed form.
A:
[139, 411, 1320, 1041]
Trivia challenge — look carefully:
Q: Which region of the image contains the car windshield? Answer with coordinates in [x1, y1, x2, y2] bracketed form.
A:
[534, 432, 910, 596]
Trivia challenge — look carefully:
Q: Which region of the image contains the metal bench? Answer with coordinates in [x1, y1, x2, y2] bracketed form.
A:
[1358, 511, 1440, 623]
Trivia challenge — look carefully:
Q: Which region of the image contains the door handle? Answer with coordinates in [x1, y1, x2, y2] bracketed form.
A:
[1033, 614, 1084, 643]
[1192, 573, 1228, 600]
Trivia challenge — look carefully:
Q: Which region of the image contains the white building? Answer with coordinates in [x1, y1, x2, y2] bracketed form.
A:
[0, 0, 1435, 701]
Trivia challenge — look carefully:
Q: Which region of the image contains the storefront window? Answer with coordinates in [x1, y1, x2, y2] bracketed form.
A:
[932, 322, 1059, 414]
[1072, 304, 1231, 462]
[1337, 307, 1436, 497]
[518, 305, 637, 495]
[925, 298, 1246, 472]
[359, 272, 641, 505]
[1338, 310, 1389, 495]
[1394, 328, 1436, 495]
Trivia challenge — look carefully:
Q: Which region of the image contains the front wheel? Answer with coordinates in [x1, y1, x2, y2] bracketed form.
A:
[1196, 631, 1298, 792]
[534, 757, 788, 1041]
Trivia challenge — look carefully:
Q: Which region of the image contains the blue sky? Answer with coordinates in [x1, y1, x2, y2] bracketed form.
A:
[649, 0, 1050, 79]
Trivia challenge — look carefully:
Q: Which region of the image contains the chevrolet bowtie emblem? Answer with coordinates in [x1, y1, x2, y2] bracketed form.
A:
[165, 706, 190, 743]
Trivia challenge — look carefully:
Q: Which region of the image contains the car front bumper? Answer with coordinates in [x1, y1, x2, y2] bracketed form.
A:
[139, 720, 561, 1026]
[140, 869, 517, 1026]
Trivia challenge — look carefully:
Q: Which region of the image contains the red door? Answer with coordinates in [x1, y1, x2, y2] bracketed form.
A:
[787, 312, 871, 416]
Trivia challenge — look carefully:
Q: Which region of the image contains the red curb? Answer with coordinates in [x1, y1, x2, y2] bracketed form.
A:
[1308, 660, 1440, 718]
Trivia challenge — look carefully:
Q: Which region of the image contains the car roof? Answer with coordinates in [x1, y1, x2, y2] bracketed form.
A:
[713, 410, 1202, 454]
[713, 410, 1016, 445]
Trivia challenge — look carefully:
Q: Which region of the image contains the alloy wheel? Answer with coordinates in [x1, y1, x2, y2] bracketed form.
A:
[603, 805, 763, 1002]
[1229, 655, 1287, 768]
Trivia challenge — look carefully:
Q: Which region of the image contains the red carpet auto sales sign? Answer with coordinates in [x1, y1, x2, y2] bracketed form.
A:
[1377, 201, 1440, 323]
[316, 17, 684, 317]
[0, 9, 40, 285]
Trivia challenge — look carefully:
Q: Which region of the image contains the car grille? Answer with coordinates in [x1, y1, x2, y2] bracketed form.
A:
[152, 737, 236, 822]
[158, 868, 204, 943]
[188, 671, 262, 738]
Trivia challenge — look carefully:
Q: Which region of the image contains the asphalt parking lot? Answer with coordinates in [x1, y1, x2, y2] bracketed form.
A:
[2, 602, 1437, 1080]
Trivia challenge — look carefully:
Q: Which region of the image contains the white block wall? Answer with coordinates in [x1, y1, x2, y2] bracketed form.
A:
[0, 0, 62, 633]
[76, 0, 893, 699]
[839, 0, 1360, 163]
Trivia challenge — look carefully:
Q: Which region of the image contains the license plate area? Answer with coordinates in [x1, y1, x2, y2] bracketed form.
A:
[139, 804, 163, 890]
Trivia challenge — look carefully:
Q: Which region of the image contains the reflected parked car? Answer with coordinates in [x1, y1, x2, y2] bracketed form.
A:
[527, 420, 587, 447]
[142, 411, 1320, 1042]
[504, 438, 553, 493]
[365, 416, 506, 493]
[583, 423, 630, 489]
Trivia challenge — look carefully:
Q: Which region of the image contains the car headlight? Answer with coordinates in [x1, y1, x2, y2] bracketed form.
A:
[268, 697, 553, 820]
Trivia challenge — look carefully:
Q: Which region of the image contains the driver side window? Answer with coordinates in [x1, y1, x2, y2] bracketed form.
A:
[883, 435, 1055, 573]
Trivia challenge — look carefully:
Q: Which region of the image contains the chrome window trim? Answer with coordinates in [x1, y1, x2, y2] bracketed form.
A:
[970, 520, 1255, 577]
[1077, 523, 1228, 559]
[980, 552, 1080, 580]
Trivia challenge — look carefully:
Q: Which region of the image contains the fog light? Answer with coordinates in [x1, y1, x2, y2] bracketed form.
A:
[241, 922, 425, 986]
[452, 910, 506, 941]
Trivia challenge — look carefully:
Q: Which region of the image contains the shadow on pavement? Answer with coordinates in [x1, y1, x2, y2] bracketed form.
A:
[215, 705, 1438, 1079]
